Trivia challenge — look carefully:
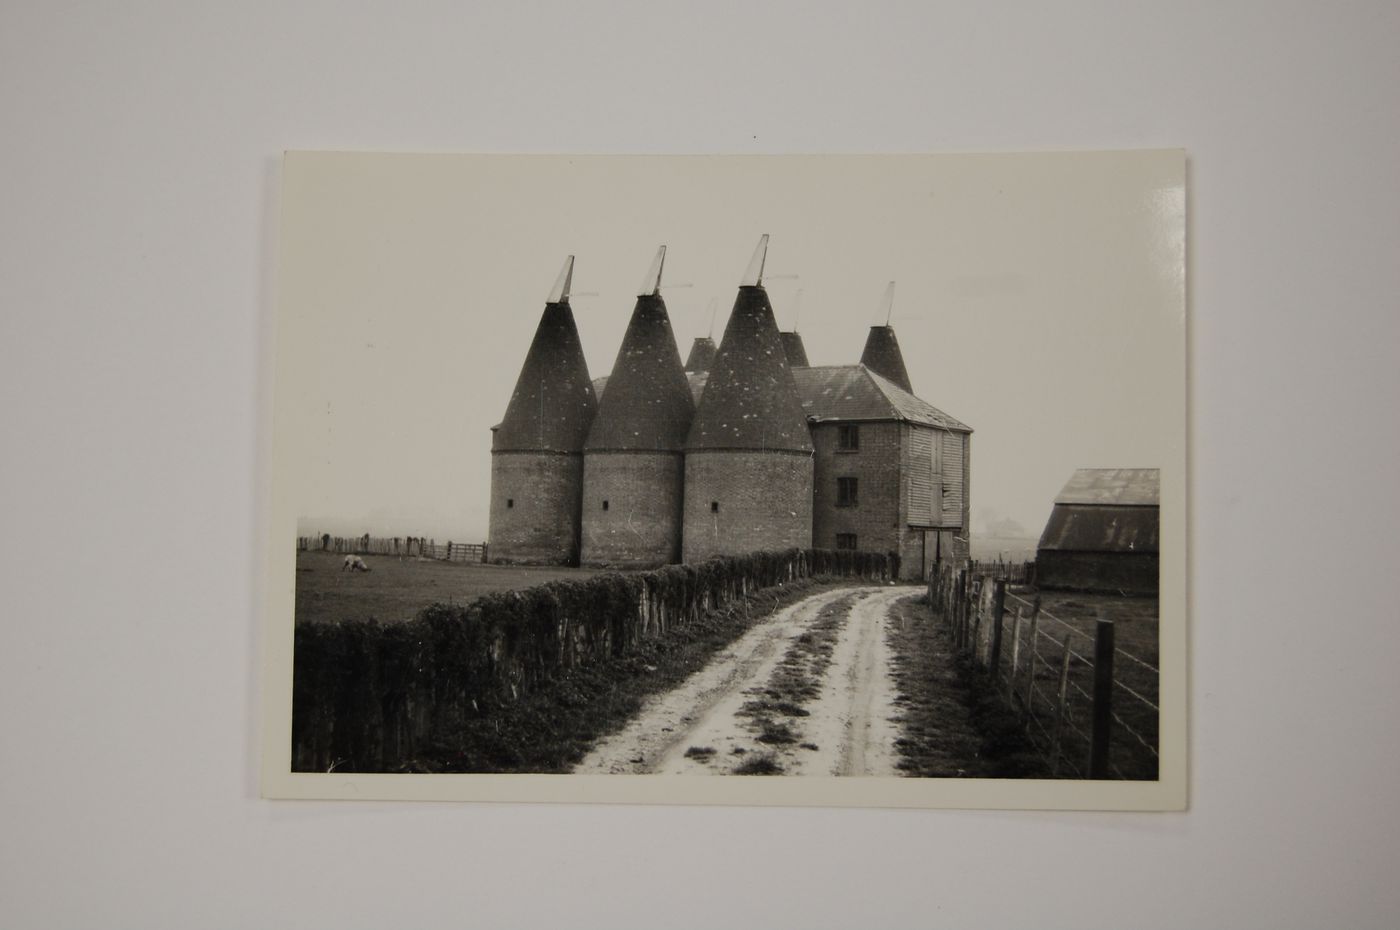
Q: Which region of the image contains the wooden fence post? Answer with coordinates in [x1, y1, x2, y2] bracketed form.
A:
[1089, 616, 1116, 779]
[1022, 597, 1041, 716]
[1050, 633, 1073, 776]
[969, 577, 983, 663]
[989, 579, 1007, 680]
[1006, 606, 1024, 701]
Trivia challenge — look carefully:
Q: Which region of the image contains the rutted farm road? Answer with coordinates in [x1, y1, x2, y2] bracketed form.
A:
[576, 587, 911, 777]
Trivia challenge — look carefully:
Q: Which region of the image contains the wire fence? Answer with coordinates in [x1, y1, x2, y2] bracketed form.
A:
[297, 535, 488, 563]
[927, 562, 1160, 780]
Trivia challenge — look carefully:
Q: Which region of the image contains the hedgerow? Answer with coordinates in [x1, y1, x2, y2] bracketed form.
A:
[291, 548, 891, 772]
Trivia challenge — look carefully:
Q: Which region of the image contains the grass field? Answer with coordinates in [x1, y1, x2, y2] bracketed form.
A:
[294, 551, 604, 625]
[1004, 587, 1160, 779]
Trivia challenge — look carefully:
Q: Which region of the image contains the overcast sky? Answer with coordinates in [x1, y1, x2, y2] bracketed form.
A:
[275, 151, 1184, 544]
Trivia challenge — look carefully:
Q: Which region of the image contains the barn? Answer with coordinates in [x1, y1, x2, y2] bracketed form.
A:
[1036, 468, 1159, 596]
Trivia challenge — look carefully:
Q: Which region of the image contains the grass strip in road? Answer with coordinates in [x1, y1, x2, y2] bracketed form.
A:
[886, 595, 1049, 779]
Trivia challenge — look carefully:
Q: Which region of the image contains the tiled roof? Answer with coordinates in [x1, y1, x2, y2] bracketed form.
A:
[584, 294, 694, 452]
[492, 301, 597, 452]
[792, 365, 971, 432]
[685, 286, 813, 452]
[779, 331, 810, 367]
[684, 336, 717, 373]
[859, 325, 912, 393]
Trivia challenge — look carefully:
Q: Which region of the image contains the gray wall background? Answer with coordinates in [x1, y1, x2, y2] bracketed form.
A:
[2, 2, 1397, 928]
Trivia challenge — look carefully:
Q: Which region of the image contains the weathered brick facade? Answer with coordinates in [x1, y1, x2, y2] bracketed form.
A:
[488, 452, 584, 564]
[811, 421, 903, 556]
[580, 451, 685, 567]
[682, 451, 814, 563]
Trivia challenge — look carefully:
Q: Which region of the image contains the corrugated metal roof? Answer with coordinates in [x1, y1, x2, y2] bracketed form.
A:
[685, 286, 813, 452]
[859, 325, 912, 393]
[1037, 504, 1159, 553]
[792, 365, 971, 432]
[492, 301, 597, 452]
[1054, 468, 1160, 506]
[584, 294, 694, 452]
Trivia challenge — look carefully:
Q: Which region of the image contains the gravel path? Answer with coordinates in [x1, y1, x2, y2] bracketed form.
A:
[574, 586, 906, 776]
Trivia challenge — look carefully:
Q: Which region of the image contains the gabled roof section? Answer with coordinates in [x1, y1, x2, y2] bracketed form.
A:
[493, 298, 597, 452]
[1038, 505, 1159, 553]
[859, 325, 913, 394]
[685, 284, 812, 452]
[792, 364, 971, 432]
[1054, 468, 1160, 506]
[779, 331, 810, 367]
[684, 337, 717, 373]
[584, 292, 694, 452]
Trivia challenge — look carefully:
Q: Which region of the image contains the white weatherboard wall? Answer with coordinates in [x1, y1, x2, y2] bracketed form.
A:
[2, 4, 1399, 930]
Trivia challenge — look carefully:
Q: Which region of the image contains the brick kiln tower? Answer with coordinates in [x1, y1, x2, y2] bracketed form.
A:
[684, 335, 717, 373]
[682, 235, 814, 562]
[859, 281, 914, 393]
[488, 256, 597, 564]
[778, 289, 810, 367]
[779, 331, 810, 367]
[580, 247, 695, 568]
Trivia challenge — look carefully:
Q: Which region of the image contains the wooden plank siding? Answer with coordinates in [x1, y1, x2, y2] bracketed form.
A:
[940, 430, 966, 527]
[907, 426, 934, 525]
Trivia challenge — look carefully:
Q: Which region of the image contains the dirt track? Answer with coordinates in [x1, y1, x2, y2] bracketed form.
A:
[575, 586, 907, 776]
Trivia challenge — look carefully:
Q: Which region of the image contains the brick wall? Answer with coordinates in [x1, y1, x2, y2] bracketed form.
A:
[579, 451, 684, 568]
[682, 451, 813, 563]
[488, 452, 583, 565]
[810, 421, 903, 559]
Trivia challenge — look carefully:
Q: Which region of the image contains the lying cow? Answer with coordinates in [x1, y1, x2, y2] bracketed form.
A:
[341, 555, 371, 572]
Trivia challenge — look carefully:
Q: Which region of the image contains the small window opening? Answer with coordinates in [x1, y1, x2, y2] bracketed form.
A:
[838, 424, 860, 451]
[602, 500, 609, 511]
[506, 499, 514, 508]
[711, 501, 720, 513]
[836, 533, 858, 550]
[837, 477, 859, 507]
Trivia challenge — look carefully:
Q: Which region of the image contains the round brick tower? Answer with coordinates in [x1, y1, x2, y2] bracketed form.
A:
[859, 281, 913, 393]
[682, 235, 814, 563]
[580, 247, 695, 568]
[488, 256, 597, 565]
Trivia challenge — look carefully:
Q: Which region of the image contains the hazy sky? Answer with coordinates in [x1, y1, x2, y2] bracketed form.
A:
[275, 152, 1185, 544]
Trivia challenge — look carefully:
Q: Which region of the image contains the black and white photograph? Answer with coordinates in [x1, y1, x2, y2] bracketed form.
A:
[264, 151, 1186, 807]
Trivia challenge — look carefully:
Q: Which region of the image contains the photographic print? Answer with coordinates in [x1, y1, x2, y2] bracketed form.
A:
[262, 151, 1186, 809]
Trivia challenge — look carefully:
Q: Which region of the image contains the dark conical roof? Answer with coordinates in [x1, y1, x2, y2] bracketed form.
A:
[493, 300, 597, 452]
[684, 337, 717, 373]
[685, 286, 813, 452]
[779, 331, 809, 367]
[585, 293, 694, 451]
[859, 325, 912, 394]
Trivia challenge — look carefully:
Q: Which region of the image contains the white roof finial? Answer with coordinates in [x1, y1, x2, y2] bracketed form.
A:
[638, 245, 666, 297]
[877, 280, 895, 326]
[740, 234, 769, 287]
[547, 255, 574, 303]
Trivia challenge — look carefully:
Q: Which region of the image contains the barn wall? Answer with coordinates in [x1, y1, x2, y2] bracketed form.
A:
[488, 452, 583, 565]
[579, 451, 684, 568]
[682, 450, 813, 563]
[1036, 551, 1159, 596]
[810, 421, 902, 558]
